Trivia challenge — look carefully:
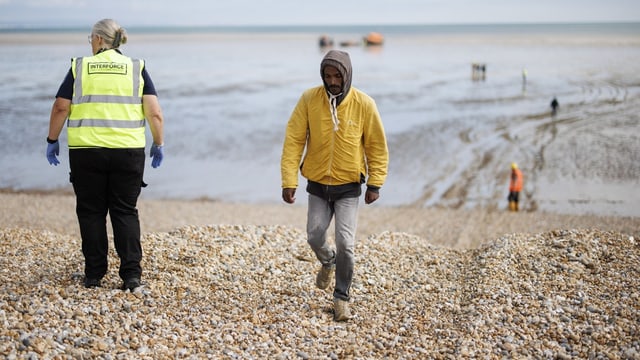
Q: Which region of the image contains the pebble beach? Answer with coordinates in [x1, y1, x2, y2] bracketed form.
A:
[1, 191, 639, 358]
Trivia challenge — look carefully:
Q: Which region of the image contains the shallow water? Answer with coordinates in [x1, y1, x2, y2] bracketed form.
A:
[1, 24, 639, 216]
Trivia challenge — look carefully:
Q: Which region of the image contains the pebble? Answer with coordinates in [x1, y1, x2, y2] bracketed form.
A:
[0, 226, 638, 358]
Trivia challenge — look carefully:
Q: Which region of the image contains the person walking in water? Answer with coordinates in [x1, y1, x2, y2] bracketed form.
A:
[508, 162, 524, 212]
[46, 19, 165, 291]
[280, 50, 389, 321]
[550, 97, 559, 116]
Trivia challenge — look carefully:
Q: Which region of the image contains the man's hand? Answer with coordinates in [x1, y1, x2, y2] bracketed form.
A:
[282, 188, 297, 204]
[364, 189, 380, 204]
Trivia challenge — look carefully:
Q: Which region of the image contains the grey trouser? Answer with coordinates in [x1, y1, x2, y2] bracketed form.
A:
[307, 194, 359, 301]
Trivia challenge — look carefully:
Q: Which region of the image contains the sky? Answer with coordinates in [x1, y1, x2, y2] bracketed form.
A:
[0, 0, 639, 28]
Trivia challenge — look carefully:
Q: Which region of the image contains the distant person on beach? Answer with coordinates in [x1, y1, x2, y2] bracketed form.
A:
[508, 162, 524, 212]
[280, 50, 389, 321]
[471, 63, 487, 81]
[550, 97, 559, 116]
[318, 34, 333, 48]
[46, 19, 165, 291]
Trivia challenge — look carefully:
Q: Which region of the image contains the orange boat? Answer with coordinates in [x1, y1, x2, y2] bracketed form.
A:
[363, 32, 384, 46]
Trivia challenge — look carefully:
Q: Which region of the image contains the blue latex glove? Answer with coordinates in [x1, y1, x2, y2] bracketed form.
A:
[46, 141, 60, 166]
[150, 143, 163, 168]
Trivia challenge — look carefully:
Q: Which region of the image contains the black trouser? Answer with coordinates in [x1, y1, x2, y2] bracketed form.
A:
[69, 148, 145, 282]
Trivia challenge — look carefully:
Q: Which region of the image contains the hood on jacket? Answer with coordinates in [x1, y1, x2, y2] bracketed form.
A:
[320, 50, 352, 107]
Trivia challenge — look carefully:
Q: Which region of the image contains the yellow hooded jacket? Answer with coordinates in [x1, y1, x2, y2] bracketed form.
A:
[281, 52, 388, 190]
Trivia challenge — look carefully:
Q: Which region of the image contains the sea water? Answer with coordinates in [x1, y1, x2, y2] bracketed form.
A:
[1, 23, 639, 215]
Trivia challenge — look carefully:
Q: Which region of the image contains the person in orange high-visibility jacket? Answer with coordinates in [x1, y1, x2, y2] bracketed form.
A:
[508, 162, 524, 212]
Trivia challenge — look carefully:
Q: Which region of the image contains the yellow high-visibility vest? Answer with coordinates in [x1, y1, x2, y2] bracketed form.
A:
[67, 49, 146, 148]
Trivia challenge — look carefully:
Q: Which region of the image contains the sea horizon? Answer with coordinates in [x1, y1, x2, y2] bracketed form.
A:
[1, 21, 639, 35]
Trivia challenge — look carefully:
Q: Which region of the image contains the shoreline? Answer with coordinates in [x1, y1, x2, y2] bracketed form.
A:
[2, 190, 637, 249]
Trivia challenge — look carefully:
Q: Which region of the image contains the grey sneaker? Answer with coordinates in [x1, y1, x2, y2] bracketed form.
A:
[334, 298, 351, 321]
[315, 265, 334, 290]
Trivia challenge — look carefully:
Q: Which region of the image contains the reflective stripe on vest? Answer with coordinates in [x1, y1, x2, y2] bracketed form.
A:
[67, 51, 146, 148]
[72, 57, 142, 106]
[67, 119, 146, 128]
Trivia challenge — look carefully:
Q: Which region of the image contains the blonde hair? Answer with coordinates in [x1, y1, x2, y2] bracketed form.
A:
[91, 19, 128, 49]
